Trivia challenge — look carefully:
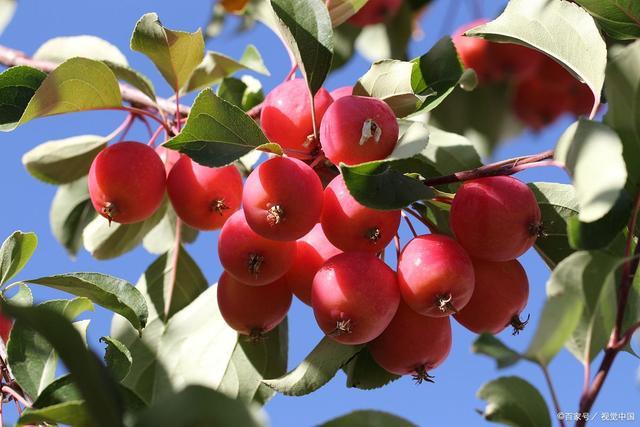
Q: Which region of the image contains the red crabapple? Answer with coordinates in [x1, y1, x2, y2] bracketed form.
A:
[369, 302, 452, 382]
[311, 252, 400, 345]
[397, 234, 474, 317]
[218, 210, 296, 286]
[282, 223, 341, 305]
[569, 81, 594, 117]
[490, 43, 544, 81]
[452, 20, 496, 84]
[260, 78, 333, 156]
[512, 77, 569, 130]
[450, 176, 542, 262]
[320, 95, 399, 166]
[348, 0, 403, 27]
[320, 174, 400, 253]
[242, 157, 323, 241]
[88, 141, 166, 224]
[217, 272, 292, 338]
[330, 86, 353, 100]
[167, 156, 243, 231]
[0, 312, 12, 343]
[155, 145, 181, 175]
[454, 258, 529, 335]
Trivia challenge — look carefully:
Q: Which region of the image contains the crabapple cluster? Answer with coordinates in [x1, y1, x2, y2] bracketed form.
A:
[453, 20, 593, 130]
[86, 75, 541, 383]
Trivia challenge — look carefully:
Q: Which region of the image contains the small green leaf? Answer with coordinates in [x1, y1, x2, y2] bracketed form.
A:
[555, 120, 627, 223]
[22, 134, 107, 184]
[343, 347, 400, 390]
[574, 1, 640, 40]
[18, 401, 88, 427]
[270, 0, 334, 95]
[319, 410, 417, 427]
[477, 376, 551, 427]
[0, 66, 47, 131]
[0, 0, 16, 35]
[142, 206, 198, 255]
[25, 272, 148, 333]
[262, 337, 362, 396]
[82, 200, 167, 260]
[466, 0, 606, 117]
[132, 385, 265, 427]
[0, 231, 38, 285]
[104, 61, 157, 102]
[472, 334, 521, 369]
[33, 35, 129, 66]
[6, 283, 33, 306]
[184, 45, 269, 93]
[50, 177, 96, 257]
[101, 336, 133, 382]
[326, 0, 368, 27]
[164, 89, 273, 167]
[131, 13, 205, 91]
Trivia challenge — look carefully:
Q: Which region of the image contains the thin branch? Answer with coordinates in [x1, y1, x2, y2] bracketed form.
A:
[2, 386, 30, 408]
[540, 365, 565, 427]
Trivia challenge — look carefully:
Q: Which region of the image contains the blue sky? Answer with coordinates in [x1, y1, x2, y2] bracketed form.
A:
[1, 0, 638, 426]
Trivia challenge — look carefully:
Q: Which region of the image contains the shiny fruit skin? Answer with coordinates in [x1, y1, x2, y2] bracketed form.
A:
[320, 174, 401, 253]
[320, 95, 399, 166]
[282, 223, 341, 305]
[260, 79, 333, 156]
[369, 302, 452, 378]
[218, 210, 297, 286]
[454, 258, 529, 334]
[348, 0, 403, 27]
[450, 176, 542, 262]
[398, 234, 475, 317]
[217, 272, 292, 336]
[311, 252, 400, 345]
[452, 19, 496, 84]
[167, 156, 243, 231]
[88, 141, 166, 224]
[242, 157, 323, 241]
[155, 145, 181, 176]
[330, 86, 353, 100]
[0, 312, 12, 343]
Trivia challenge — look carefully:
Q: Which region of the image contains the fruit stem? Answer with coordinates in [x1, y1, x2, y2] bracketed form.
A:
[539, 364, 566, 427]
[403, 207, 437, 234]
[163, 219, 183, 320]
[105, 113, 135, 142]
[401, 211, 418, 238]
[147, 125, 166, 147]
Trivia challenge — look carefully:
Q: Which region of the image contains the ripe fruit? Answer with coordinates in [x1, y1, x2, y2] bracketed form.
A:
[452, 20, 495, 84]
[569, 81, 594, 117]
[348, 0, 403, 27]
[0, 312, 12, 343]
[490, 43, 544, 81]
[260, 79, 333, 156]
[282, 223, 341, 305]
[311, 252, 400, 345]
[454, 258, 529, 335]
[512, 77, 569, 130]
[450, 176, 542, 262]
[167, 156, 243, 231]
[330, 86, 353, 100]
[218, 210, 297, 286]
[217, 272, 292, 338]
[242, 157, 323, 241]
[397, 234, 474, 317]
[88, 141, 166, 224]
[155, 145, 181, 175]
[369, 302, 452, 382]
[320, 174, 400, 253]
[320, 95, 399, 166]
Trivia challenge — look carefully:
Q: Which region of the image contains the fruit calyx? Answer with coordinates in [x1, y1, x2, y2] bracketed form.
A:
[359, 119, 382, 146]
[436, 294, 458, 314]
[211, 198, 229, 216]
[510, 313, 531, 335]
[528, 221, 545, 238]
[266, 205, 286, 226]
[247, 253, 265, 277]
[367, 227, 382, 243]
[248, 327, 266, 343]
[329, 318, 353, 337]
[102, 202, 117, 225]
[412, 366, 435, 384]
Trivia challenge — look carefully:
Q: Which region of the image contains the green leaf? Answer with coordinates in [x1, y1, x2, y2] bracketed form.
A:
[132, 385, 265, 427]
[50, 177, 96, 257]
[2, 58, 123, 132]
[218, 76, 265, 112]
[262, 337, 362, 396]
[184, 45, 269, 93]
[353, 59, 424, 117]
[319, 410, 416, 427]
[220, 319, 288, 405]
[326, 0, 367, 27]
[466, 0, 606, 117]
[111, 285, 237, 403]
[343, 347, 400, 390]
[0, 66, 47, 131]
[355, 3, 410, 62]
[0, 0, 16, 35]
[33, 35, 129, 66]
[25, 272, 148, 334]
[22, 134, 107, 184]
[6, 283, 33, 306]
[556, 120, 627, 223]
[477, 376, 551, 427]
[104, 61, 157, 102]
[82, 200, 167, 260]
[525, 251, 592, 365]
[340, 122, 436, 210]
[529, 182, 579, 269]
[331, 24, 361, 71]
[101, 336, 133, 382]
[131, 12, 205, 91]
[566, 193, 631, 251]
[472, 334, 521, 369]
[574, 1, 640, 40]
[411, 201, 453, 236]
[142, 206, 198, 255]
[270, 0, 334, 94]
[164, 89, 273, 167]
[605, 41, 640, 188]
[19, 401, 89, 426]
[0, 231, 37, 285]
[411, 36, 465, 113]
[7, 298, 94, 400]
